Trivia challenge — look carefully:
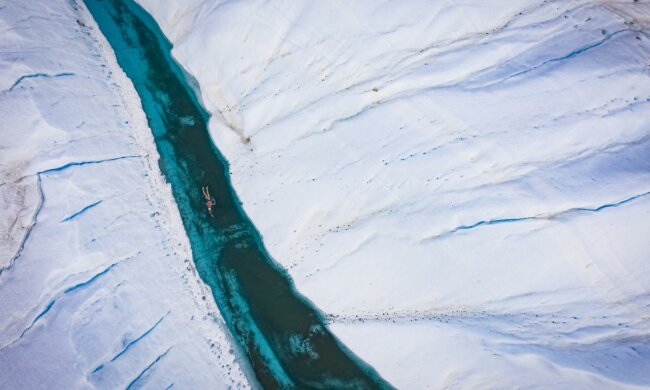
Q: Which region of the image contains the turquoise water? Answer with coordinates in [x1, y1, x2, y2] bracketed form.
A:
[83, 0, 392, 388]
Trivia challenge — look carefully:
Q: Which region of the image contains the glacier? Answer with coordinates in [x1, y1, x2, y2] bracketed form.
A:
[2, 0, 650, 388]
[134, 0, 650, 388]
[0, 0, 249, 388]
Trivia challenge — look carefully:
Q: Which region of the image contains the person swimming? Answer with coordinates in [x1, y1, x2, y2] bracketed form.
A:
[202, 185, 216, 217]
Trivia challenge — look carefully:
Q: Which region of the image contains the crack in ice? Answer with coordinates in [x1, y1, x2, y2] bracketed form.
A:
[92, 310, 171, 374]
[38, 155, 141, 175]
[499, 29, 629, 84]
[125, 347, 172, 390]
[19, 300, 56, 339]
[5, 72, 75, 92]
[63, 260, 125, 294]
[423, 190, 650, 242]
[61, 200, 103, 223]
[0, 257, 131, 351]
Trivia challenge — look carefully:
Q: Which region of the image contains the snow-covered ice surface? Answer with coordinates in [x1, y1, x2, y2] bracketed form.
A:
[0, 0, 250, 388]
[136, 0, 650, 388]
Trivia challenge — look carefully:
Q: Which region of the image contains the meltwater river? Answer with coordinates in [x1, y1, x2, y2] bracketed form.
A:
[83, 0, 392, 388]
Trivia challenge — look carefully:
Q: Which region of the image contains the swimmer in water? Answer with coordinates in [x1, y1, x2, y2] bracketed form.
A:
[202, 185, 216, 217]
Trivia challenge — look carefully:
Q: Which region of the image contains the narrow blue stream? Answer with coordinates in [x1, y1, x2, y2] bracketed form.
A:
[83, 0, 392, 388]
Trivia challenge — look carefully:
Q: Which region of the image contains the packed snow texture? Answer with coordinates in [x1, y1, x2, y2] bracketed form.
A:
[0, 1, 249, 388]
[136, 0, 650, 388]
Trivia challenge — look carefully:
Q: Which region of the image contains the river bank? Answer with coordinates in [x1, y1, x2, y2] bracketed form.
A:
[0, 0, 249, 387]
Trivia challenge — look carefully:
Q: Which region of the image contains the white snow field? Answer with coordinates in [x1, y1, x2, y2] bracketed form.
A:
[136, 0, 650, 388]
[0, 0, 249, 388]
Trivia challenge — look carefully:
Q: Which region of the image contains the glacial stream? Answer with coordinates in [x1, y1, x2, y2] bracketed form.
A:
[83, 0, 392, 388]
